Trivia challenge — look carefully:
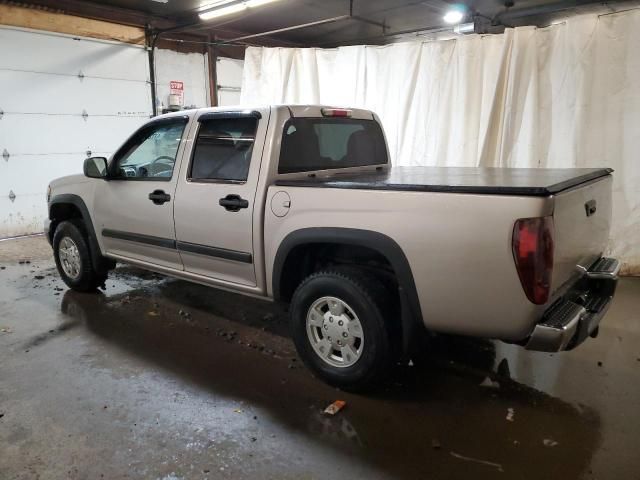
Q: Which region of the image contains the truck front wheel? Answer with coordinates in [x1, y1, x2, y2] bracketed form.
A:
[290, 269, 393, 391]
[53, 220, 107, 292]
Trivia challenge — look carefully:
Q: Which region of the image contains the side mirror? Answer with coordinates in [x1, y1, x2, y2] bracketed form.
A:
[83, 157, 108, 179]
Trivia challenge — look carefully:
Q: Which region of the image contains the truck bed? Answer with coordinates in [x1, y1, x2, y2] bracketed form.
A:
[275, 167, 613, 196]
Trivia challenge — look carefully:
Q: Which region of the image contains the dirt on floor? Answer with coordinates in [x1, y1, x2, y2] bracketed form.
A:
[1, 236, 639, 480]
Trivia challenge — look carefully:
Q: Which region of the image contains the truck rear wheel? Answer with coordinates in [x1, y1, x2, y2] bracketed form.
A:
[290, 268, 393, 391]
[53, 220, 107, 292]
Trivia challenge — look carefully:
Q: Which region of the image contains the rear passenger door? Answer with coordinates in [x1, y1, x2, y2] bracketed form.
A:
[173, 110, 268, 286]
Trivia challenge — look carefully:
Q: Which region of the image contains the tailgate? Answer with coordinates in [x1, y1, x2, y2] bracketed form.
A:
[551, 175, 613, 295]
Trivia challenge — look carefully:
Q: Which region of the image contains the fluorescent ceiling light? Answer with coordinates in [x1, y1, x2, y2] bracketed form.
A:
[199, 0, 281, 21]
[247, 0, 280, 6]
[443, 9, 464, 24]
[199, 2, 246, 20]
[453, 22, 475, 34]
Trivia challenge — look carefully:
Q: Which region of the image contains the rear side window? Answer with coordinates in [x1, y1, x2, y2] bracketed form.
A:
[189, 117, 258, 182]
[279, 118, 388, 174]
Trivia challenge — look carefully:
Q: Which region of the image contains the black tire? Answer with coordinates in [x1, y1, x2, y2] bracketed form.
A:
[53, 220, 107, 292]
[290, 268, 394, 391]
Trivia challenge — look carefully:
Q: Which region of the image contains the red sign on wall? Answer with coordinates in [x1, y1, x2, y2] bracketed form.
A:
[169, 81, 184, 106]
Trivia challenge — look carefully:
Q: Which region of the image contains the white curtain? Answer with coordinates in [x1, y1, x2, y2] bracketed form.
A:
[241, 11, 640, 273]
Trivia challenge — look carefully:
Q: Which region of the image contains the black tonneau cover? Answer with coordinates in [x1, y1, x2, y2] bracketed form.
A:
[275, 166, 613, 196]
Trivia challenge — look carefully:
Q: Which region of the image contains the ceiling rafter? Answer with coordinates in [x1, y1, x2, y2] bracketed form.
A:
[4, 0, 635, 49]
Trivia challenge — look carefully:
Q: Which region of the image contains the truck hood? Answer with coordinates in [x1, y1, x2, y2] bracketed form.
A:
[50, 174, 90, 190]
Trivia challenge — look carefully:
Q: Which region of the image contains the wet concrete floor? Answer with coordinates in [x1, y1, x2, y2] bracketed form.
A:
[1, 236, 639, 479]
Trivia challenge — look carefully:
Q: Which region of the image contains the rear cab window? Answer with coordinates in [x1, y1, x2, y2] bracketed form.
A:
[278, 118, 388, 174]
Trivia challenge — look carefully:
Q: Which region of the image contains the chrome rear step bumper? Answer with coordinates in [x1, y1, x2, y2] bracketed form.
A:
[526, 257, 619, 352]
[584, 257, 621, 279]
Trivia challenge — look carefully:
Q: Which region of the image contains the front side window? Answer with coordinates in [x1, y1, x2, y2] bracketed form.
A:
[189, 117, 258, 182]
[278, 118, 388, 174]
[111, 119, 187, 180]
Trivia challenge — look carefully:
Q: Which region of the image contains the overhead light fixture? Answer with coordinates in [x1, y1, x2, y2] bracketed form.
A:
[199, 2, 245, 19]
[443, 8, 465, 24]
[453, 21, 475, 34]
[199, 0, 281, 21]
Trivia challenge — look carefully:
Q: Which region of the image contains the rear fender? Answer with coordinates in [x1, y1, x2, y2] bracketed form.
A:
[273, 227, 424, 356]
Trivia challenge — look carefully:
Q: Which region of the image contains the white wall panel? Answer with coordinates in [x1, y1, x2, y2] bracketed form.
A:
[0, 152, 88, 237]
[0, 26, 152, 238]
[217, 57, 243, 106]
[154, 48, 209, 109]
[1, 153, 85, 196]
[218, 89, 241, 106]
[0, 28, 149, 81]
[1, 116, 145, 157]
[0, 195, 46, 238]
[0, 70, 150, 114]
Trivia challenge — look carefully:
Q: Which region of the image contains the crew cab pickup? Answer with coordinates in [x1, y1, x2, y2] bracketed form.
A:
[46, 105, 619, 390]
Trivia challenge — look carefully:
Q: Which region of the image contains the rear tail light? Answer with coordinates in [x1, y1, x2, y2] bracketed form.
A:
[512, 217, 554, 305]
[321, 108, 352, 118]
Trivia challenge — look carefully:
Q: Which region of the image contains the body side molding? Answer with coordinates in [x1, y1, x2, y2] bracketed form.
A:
[177, 241, 252, 263]
[101, 229, 252, 263]
[102, 229, 176, 250]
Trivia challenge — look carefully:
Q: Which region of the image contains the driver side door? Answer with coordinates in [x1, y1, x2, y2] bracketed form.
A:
[93, 116, 190, 270]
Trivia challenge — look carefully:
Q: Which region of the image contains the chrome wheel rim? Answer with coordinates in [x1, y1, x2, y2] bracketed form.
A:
[58, 237, 81, 280]
[306, 296, 364, 368]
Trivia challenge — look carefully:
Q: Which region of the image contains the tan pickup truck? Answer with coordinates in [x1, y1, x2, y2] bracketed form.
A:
[45, 105, 619, 390]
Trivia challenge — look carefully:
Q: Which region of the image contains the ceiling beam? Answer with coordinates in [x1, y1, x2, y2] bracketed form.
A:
[220, 14, 351, 44]
[3, 0, 178, 29]
[0, 3, 146, 44]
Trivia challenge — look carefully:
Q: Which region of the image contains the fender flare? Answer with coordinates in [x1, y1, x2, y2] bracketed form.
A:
[272, 227, 424, 345]
[49, 194, 104, 269]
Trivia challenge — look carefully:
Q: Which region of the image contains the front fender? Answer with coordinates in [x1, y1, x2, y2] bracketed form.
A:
[49, 194, 104, 268]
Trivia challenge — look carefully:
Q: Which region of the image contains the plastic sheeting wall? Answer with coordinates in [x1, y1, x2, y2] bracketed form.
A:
[241, 12, 640, 272]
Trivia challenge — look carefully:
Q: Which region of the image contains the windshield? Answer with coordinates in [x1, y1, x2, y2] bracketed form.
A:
[278, 118, 388, 174]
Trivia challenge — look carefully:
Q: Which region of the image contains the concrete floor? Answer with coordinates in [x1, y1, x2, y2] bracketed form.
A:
[1, 237, 639, 480]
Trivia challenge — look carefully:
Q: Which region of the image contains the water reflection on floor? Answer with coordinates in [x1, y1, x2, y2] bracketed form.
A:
[1, 239, 639, 479]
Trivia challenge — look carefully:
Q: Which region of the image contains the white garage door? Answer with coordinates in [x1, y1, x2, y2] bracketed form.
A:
[0, 26, 152, 238]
